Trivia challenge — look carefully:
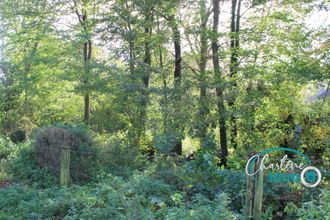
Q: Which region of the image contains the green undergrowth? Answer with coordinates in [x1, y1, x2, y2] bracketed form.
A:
[0, 174, 237, 219]
[0, 133, 329, 219]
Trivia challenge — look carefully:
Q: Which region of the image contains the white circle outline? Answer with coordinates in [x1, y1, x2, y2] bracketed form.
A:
[300, 166, 322, 187]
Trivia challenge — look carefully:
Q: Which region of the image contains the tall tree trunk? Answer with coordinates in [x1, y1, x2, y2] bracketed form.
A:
[75, 1, 92, 125]
[198, 0, 208, 142]
[122, 1, 140, 148]
[160, 47, 168, 134]
[235, 0, 241, 49]
[157, 15, 168, 134]
[140, 10, 152, 138]
[229, 0, 241, 149]
[83, 39, 92, 124]
[212, 0, 228, 166]
[230, 0, 237, 72]
[169, 15, 182, 155]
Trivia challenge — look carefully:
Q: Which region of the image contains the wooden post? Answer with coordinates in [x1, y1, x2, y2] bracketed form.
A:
[246, 162, 255, 219]
[246, 154, 264, 219]
[253, 165, 263, 219]
[60, 146, 70, 187]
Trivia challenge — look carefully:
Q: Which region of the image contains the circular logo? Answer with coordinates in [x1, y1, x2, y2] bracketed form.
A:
[300, 166, 322, 187]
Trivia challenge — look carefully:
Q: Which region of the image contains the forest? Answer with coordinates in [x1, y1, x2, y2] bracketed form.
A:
[0, 0, 329, 219]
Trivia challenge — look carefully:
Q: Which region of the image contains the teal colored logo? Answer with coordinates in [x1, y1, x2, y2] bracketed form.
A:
[245, 147, 322, 187]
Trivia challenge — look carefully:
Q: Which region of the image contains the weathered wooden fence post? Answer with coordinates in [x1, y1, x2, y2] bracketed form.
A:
[253, 164, 263, 219]
[246, 161, 255, 219]
[246, 154, 264, 219]
[60, 146, 70, 187]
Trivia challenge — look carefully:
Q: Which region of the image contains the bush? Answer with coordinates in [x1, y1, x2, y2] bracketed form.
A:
[296, 189, 330, 219]
[34, 127, 84, 172]
[33, 125, 101, 183]
[165, 193, 237, 220]
[0, 136, 17, 181]
[9, 129, 26, 143]
[145, 151, 246, 213]
[99, 132, 145, 178]
[7, 142, 57, 188]
[0, 136, 15, 160]
[4, 125, 102, 186]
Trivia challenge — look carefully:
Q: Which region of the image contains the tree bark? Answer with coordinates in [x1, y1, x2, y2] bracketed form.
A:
[75, 1, 92, 125]
[83, 39, 92, 125]
[212, 0, 228, 166]
[229, 0, 241, 149]
[157, 15, 168, 134]
[140, 10, 152, 137]
[169, 15, 182, 155]
[198, 0, 209, 142]
[230, 0, 238, 75]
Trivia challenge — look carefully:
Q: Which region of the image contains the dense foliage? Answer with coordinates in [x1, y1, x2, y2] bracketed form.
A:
[0, 0, 329, 219]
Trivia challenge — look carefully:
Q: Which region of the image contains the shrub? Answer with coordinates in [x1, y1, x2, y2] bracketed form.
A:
[99, 132, 145, 178]
[34, 127, 83, 172]
[33, 125, 102, 183]
[9, 129, 26, 144]
[0, 136, 17, 181]
[178, 150, 224, 196]
[0, 136, 15, 160]
[296, 189, 330, 219]
[5, 125, 102, 186]
[7, 142, 57, 188]
[164, 193, 237, 220]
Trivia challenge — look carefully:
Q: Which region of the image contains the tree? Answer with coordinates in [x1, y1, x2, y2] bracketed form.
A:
[212, 0, 228, 166]
[228, 0, 242, 149]
[138, 0, 154, 143]
[168, 14, 183, 155]
[73, 0, 94, 125]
